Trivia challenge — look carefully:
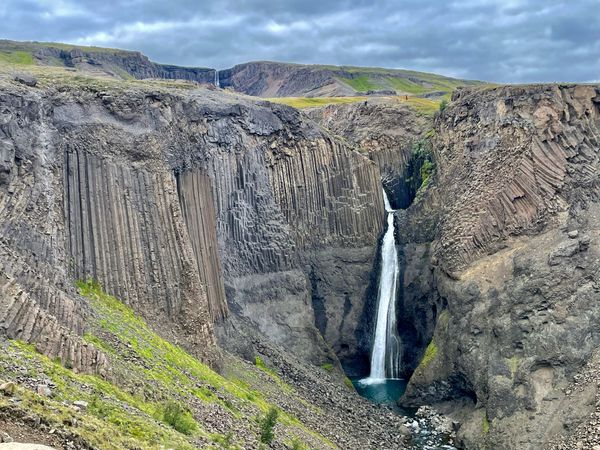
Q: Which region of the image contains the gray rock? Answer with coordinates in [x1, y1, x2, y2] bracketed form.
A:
[36, 385, 51, 397]
[0, 445, 57, 449]
[73, 400, 88, 410]
[13, 73, 37, 87]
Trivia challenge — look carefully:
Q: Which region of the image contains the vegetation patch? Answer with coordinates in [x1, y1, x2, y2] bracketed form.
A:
[321, 363, 334, 373]
[482, 413, 490, 434]
[507, 356, 520, 379]
[266, 96, 367, 108]
[259, 407, 279, 444]
[0, 278, 337, 449]
[0, 50, 34, 65]
[338, 75, 381, 92]
[420, 340, 438, 369]
[160, 401, 198, 435]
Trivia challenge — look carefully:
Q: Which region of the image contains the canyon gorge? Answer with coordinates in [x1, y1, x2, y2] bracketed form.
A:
[0, 41, 599, 450]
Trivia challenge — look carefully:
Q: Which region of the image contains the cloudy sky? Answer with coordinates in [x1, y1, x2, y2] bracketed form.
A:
[1, 0, 599, 83]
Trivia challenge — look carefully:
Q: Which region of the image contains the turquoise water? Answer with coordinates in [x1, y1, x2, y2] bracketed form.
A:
[351, 377, 407, 405]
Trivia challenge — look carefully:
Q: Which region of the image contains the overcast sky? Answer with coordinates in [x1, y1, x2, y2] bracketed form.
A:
[1, 0, 599, 83]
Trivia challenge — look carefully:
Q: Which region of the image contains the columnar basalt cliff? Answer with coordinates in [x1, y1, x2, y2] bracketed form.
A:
[0, 67, 416, 450]
[0, 73, 387, 376]
[307, 100, 429, 208]
[398, 84, 600, 449]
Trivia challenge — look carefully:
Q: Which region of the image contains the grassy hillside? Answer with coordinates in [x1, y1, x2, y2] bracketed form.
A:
[0, 39, 134, 67]
[0, 279, 333, 449]
[333, 66, 475, 96]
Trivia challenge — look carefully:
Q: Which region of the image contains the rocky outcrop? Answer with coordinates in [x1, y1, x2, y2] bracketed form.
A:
[218, 62, 355, 97]
[400, 84, 600, 449]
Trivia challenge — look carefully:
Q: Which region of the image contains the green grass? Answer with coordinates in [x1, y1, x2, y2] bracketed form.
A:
[0, 279, 338, 449]
[385, 77, 428, 94]
[338, 75, 381, 92]
[266, 96, 367, 108]
[397, 96, 441, 115]
[8, 341, 200, 450]
[0, 50, 34, 65]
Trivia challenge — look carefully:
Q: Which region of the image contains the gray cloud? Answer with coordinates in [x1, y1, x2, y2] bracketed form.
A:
[1, 0, 598, 83]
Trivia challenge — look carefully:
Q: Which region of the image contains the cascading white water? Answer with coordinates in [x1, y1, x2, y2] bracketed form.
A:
[214, 69, 220, 87]
[360, 189, 402, 384]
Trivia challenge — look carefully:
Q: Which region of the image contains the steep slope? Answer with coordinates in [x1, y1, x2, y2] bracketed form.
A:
[0, 279, 412, 449]
[219, 61, 481, 98]
[0, 40, 216, 83]
[395, 84, 600, 449]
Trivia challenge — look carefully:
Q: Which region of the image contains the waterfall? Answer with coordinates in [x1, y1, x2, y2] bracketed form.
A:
[361, 188, 402, 383]
[214, 69, 220, 88]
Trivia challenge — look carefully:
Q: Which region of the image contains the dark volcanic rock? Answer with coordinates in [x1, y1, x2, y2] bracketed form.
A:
[400, 84, 600, 450]
[0, 72, 386, 374]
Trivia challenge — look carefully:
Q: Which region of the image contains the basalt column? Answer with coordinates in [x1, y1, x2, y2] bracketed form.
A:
[176, 170, 228, 322]
[63, 149, 214, 351]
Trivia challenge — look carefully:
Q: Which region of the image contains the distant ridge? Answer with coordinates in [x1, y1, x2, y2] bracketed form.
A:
[0, 39, 482, 98]
[218, 61, 482, 98]
[0, 39, 216, 84]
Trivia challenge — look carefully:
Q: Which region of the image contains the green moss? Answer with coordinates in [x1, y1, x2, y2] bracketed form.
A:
[482, 414, 490, 434]
[321, 363, 334, 373]
[507, 356, 520, 379]
[420, 340, 438, 369]
[344, 377, 355, 390]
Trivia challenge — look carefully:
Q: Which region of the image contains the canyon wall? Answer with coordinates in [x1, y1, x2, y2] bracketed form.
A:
[0, 73, 386, 375]
[400, 84, 600, 449]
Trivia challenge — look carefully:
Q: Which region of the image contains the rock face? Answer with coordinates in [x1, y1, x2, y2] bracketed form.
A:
[399, 84, 600, 449]
[0, 40, 216, 83]
[0, 70, 386, 374]
[307, 100, 429, 208]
